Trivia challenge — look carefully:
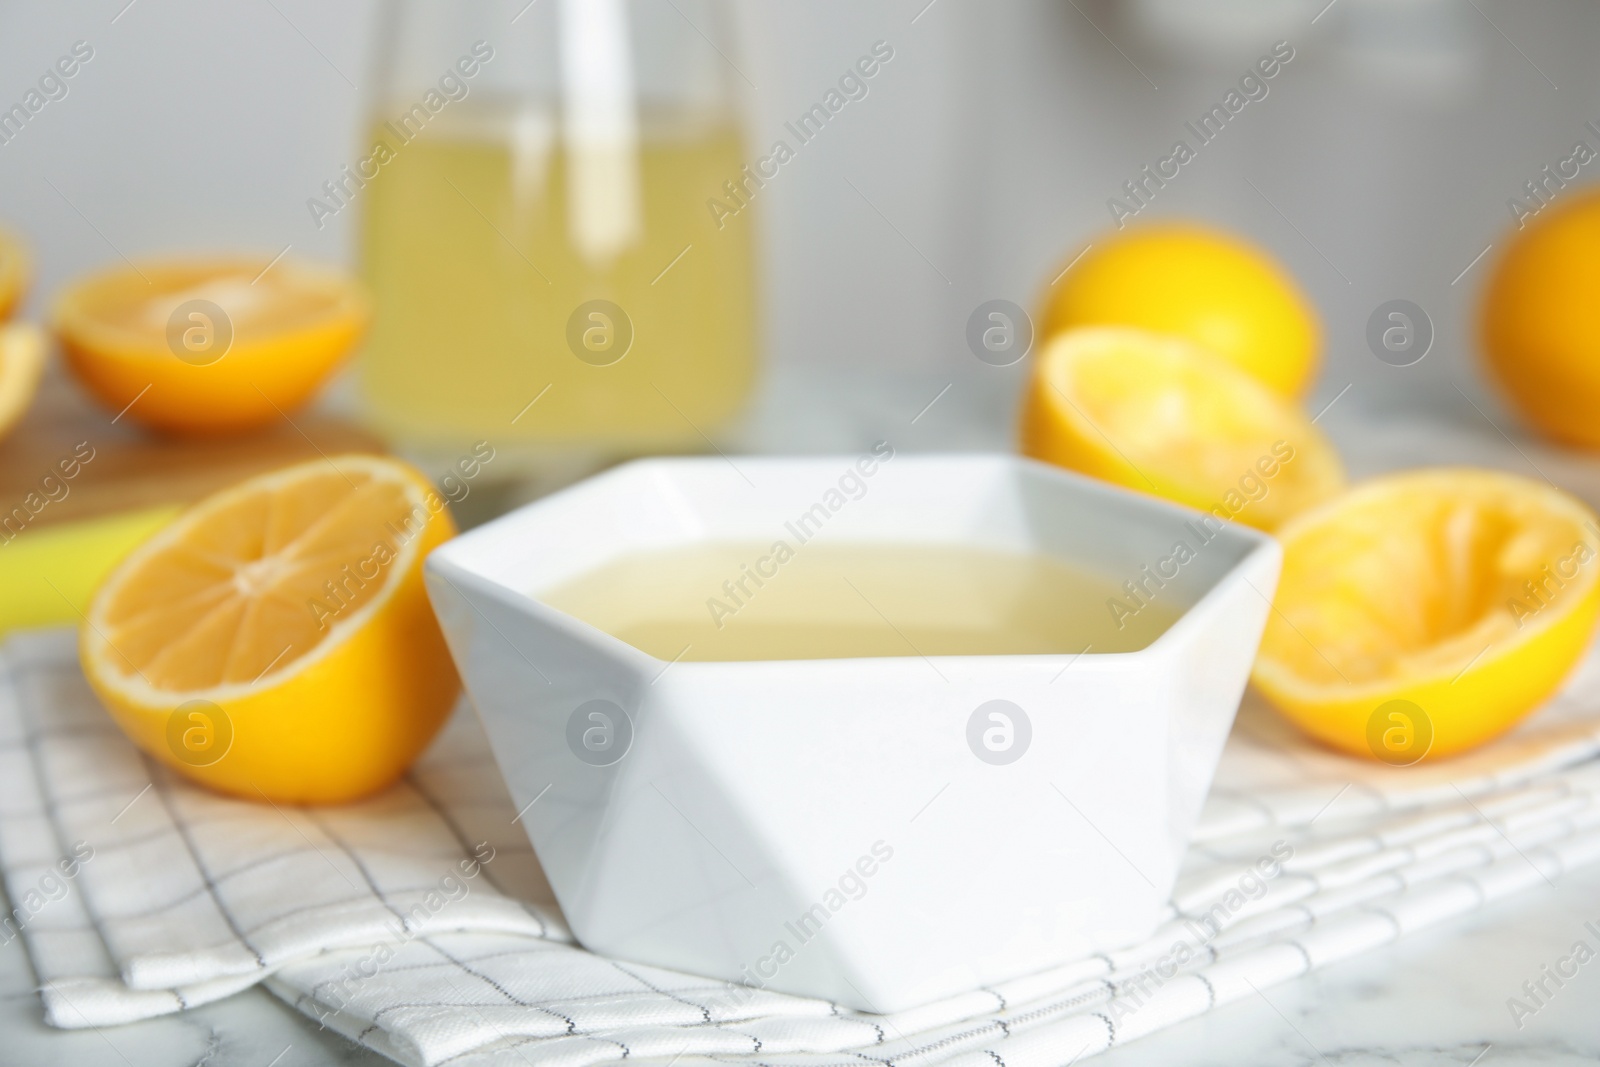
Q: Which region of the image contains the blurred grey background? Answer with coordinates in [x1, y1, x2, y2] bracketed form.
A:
[2, 0, 1598, 463]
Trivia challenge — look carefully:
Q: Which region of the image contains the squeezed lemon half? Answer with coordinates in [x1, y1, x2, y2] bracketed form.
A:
[1253, 468, 1600, 762]
[0, 227, 30, 322]
[1020, 326, 1344, 531]
[0, 322, 45, 441]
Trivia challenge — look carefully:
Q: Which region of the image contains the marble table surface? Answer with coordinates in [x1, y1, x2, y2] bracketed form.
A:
[4, 857, 1597, 1066]
[8, 377, 1600, 1065]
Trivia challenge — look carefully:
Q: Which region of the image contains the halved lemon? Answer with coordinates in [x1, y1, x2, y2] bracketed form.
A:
[1253, 468, 1600, 762]
[0, 227, 29, 321]
[53, 257, 369, 437]
[0, 322, 46, 441]
[82, 455, 459, 803]
[1019, 326, 1345, 530]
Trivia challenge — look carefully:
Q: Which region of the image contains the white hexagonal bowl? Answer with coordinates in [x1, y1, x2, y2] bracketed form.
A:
[423, 454, 1280, 1013]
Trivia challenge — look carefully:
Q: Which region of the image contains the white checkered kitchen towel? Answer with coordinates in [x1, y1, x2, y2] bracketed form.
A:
[5, 627, 1600, 1067]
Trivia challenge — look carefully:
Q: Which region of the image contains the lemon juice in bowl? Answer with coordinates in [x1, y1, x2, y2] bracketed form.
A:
[357, 0, 755, 455]
[540, 541, 1182, 661]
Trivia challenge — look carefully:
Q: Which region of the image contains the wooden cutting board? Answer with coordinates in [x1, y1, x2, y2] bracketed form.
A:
[0, 365, 385, 531]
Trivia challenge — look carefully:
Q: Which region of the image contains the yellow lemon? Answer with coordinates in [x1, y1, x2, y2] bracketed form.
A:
[1042, 222, 1320, 397]
[53, 257, 369, 437]
[1481, 188, 1600, 447]
[1253, 468, 1600, 763]
[0, 506, 181, 636]
[0, 322, 46, 441]
[81, 455, 459, 803]
[1019, 326, 1344, 531]
[0, 226, 29, 321]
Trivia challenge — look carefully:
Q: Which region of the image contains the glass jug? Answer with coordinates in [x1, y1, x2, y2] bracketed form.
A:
[356, 0, 756, 456]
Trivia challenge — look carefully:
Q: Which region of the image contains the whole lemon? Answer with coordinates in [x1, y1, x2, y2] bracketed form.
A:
[1041, 222, 1320, 397]
[1481, 188, 1600, 448]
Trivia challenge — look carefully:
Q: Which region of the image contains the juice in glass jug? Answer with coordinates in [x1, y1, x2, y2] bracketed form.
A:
[358, 0, 756, 454]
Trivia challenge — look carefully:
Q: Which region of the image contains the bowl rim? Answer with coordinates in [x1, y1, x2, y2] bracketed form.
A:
[425, 452, 1280, 670]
